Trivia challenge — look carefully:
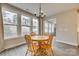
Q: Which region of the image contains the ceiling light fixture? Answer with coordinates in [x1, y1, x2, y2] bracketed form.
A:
[34, 3, 46, 18]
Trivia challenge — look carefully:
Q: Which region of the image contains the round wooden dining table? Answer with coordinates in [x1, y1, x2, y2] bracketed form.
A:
[31, 35, 48, 41]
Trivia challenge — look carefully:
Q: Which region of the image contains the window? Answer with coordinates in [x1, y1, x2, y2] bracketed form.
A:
[21, 15, 31, 35]
[3, 11, 17, 39]
[52, 24, 56, 36]
[21, 26, 30, 35]
[32, 18, 39, 34]
[44, 21, 53, 34]
[52, 24, 54, 33]
[49, 23, 52, 33]
[44, 21, 49, 34]
[21, 16, 30, 26]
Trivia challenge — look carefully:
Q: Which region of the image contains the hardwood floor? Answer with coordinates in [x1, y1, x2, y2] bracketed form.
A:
[0, 40, 79, 56]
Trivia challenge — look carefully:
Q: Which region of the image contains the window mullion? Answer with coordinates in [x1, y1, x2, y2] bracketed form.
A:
[17, 14, 21, 36]
[30, 17, 33, 33]
[47, 22, 49, 34]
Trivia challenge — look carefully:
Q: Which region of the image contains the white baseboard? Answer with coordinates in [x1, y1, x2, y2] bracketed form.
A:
[56, 39, 78, 46]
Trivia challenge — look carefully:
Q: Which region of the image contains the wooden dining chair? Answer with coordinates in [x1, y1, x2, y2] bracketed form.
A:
[47, 35, 54, 55]
[40, 35, 54, 56]
[24, 35, 34, 55]
[24, 35, 39, 56]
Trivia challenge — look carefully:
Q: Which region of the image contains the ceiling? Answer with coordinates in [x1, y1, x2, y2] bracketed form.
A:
[10, 3, 79, 17]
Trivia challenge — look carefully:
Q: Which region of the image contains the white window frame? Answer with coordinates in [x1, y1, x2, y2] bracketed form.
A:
[3, 11, 18, 39]
[21, 15, 31, 35]
[32, 18, 39, 34]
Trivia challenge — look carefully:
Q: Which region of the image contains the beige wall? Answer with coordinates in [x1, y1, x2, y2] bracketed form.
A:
[47, 9, 78, 46]
[77, 12, 79, 45]
[0, 4, 4, 52]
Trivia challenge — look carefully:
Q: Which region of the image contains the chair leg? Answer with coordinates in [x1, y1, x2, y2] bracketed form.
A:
[25, 49, 29, 56]
[47, 48, 54, 56]
[33, 50, 37, 56]
[25, 48, 36, 56]
[25, 51, 28, 56]
[51, 48, 54, 56]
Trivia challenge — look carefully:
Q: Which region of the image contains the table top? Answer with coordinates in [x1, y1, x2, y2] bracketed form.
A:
[31, 35, 49, 40]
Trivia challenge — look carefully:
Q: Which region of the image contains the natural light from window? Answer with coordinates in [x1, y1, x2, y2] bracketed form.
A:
[3, 11, 17, 39]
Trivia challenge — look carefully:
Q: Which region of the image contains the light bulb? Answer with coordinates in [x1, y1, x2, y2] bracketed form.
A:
[41, 11, 43, 13]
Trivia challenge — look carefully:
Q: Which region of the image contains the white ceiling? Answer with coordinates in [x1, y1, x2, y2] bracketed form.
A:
[10, 3, 79, 17]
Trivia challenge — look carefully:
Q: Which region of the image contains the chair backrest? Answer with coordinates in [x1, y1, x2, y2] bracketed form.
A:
[42, 34, 53, 44]
[47, 35, 53, 45]
[24, 35, 32, 47]
[30, 32, 36, 36]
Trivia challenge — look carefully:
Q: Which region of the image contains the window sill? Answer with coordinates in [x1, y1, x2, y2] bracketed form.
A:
[4, 36, 24, 40]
